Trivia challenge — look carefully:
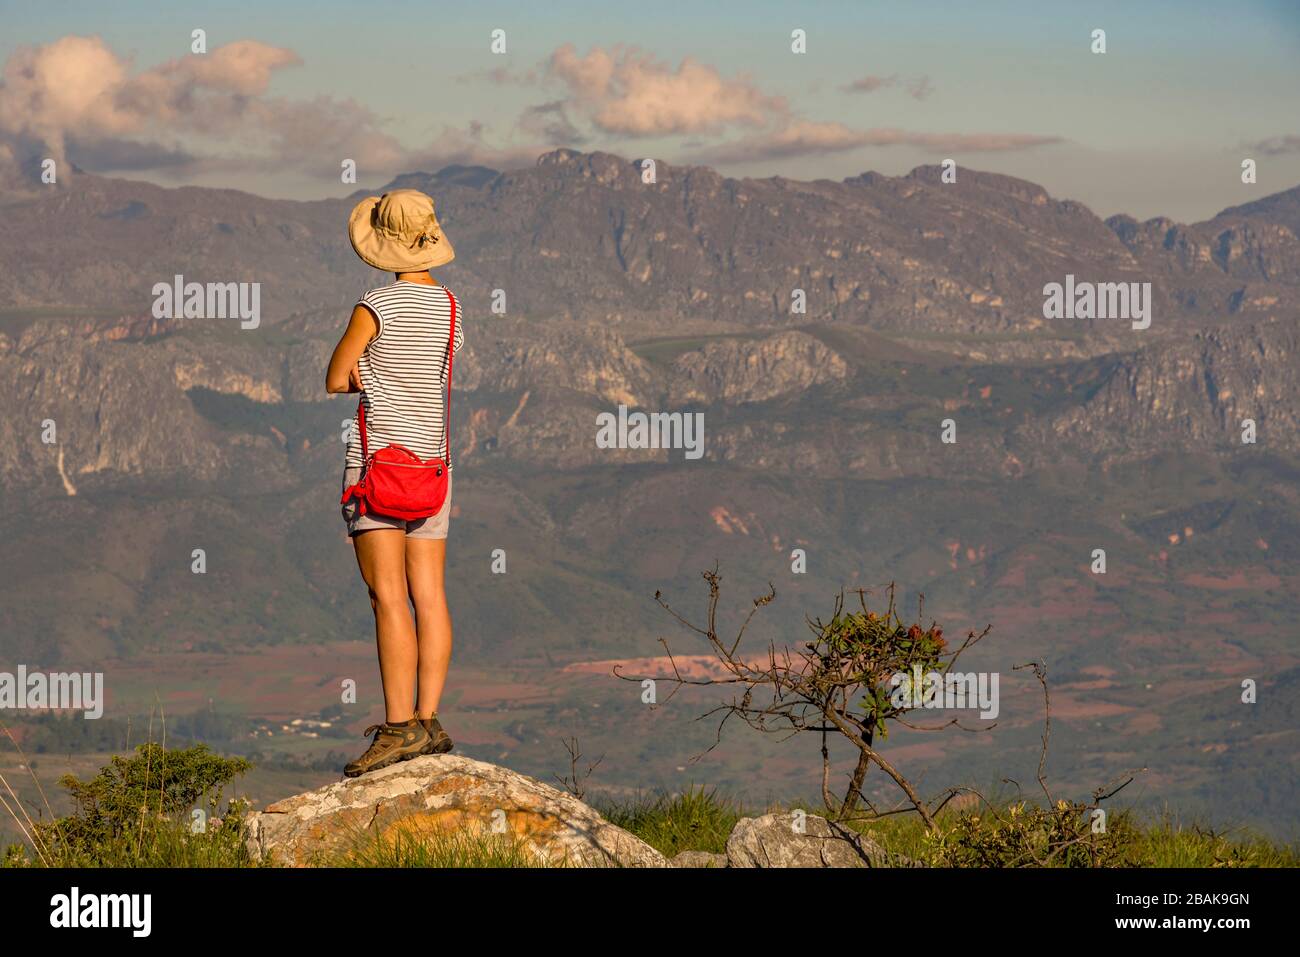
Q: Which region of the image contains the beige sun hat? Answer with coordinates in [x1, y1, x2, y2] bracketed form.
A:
[348, 188, 455, 272]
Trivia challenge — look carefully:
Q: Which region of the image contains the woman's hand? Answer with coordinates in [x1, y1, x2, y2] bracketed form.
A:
[347, 363, 363, 393]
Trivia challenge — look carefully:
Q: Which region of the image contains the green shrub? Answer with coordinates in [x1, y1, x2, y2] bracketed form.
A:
[925, 800, 1140, 867]
[7, 743, 253, 867]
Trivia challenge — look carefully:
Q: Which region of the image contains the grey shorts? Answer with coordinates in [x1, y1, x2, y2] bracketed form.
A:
[341, 466, 453, 540]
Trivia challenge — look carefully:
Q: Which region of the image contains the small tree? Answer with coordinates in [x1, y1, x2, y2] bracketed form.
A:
[623, 566, 991, 830]
[626, 567, 1147, 866]
[553, 736, 603, 802]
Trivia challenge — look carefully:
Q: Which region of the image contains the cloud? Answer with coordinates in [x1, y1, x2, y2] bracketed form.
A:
[0, 35, 1060, 190]
[172, 39, 301, 95]
[517, 100, 588, 146]
[248, 95, 410, 172]
[0, 34, 310, 180]
[458, 65, 540, 86]
[1245, 134, 1300, 156]
[530, 46, 1050, 166]
[398, 126, 544, 177]
[0, 35, 547, 182]
[545, 44, 786, 136]
[905, 76, 934, 101]
[842, 73, 934, 99]
[0, 35, 303, 168]
[691, 124, 1062, 164]
[855, 128, 1061, 151]
[843, 74, 897, 94]
[691, 121, 872, 163]
[66, 136, 198, 172]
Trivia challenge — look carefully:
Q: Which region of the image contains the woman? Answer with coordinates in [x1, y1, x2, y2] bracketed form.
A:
[326, 188, 464, 777]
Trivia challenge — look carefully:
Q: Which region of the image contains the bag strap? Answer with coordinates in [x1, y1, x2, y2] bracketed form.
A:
[353, 285, 456, 465]
[444, 285, 455, 465]
[357, 394, 369, 462]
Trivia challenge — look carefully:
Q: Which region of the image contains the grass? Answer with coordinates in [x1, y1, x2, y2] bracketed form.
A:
[600, 789, 1299, 868]
[3, 739, 1296, 868]
[336, 827, 556, 868]
[1123, 813, 1300, 868]
[3, 818, 257, 868]
[597, 786, 743, 857]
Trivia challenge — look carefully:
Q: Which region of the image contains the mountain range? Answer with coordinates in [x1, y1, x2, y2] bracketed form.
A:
[1, 150, 1297, 834]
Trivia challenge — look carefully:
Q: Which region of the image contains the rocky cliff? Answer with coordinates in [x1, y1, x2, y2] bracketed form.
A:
[0, 150, 1297, 681]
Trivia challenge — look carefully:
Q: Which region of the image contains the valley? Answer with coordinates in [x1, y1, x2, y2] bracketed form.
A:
[1, 149, 1297, 839]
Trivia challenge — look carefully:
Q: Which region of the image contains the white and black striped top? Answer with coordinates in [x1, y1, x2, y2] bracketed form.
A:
[344, 281, 464, 469]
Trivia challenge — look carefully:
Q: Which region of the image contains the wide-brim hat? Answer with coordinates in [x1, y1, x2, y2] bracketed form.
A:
[348, 188, 455, 272]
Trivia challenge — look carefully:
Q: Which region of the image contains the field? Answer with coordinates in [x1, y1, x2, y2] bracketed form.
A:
[6, 625, 1298, 846]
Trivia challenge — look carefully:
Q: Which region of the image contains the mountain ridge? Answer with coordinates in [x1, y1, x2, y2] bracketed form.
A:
[5, 148, 1297, 332]
[2, 149, 1296, 837]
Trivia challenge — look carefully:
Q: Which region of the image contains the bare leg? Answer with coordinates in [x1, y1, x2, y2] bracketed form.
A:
[405, 538, 452, 718]
[352, 529, 417, 723]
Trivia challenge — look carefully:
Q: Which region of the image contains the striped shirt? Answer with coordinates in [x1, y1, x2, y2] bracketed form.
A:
[345, 281, 464, 469]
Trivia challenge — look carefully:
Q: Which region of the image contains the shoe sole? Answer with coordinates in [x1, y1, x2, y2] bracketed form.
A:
[421, 737, 454, 756]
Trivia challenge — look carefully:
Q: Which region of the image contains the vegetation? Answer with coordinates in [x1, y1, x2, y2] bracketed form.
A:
[626, 569, 998, 828]
[2, 741, 1295, 867]
[606, 789, 1300, 868]
[1, 573, 1295, 868]
[618, 569, 1299, 866]
[338, 827, 552, 868]
[598, 786, 743, 857]
[3, 742, 253, 867]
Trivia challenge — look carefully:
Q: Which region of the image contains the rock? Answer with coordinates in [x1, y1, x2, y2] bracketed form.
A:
[668, 850, 729, 868]
[669, 331, 850, 405]
[244, 754, 666, 868]
[725, 812, 899, 868]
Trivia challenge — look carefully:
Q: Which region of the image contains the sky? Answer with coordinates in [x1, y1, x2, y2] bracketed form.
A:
[1, 0, 1297, 221]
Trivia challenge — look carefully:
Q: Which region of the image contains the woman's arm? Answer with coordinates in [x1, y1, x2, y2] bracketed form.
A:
[325, 304, 379, 394]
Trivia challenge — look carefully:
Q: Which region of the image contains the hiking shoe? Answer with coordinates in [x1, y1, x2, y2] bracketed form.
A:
[343, 719, 431, 777]
[419, 715, 454, 755]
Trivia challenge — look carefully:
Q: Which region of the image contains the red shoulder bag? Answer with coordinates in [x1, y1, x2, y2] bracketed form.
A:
[340, 286, 456, 522]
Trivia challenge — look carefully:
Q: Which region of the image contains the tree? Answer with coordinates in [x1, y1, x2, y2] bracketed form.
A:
[623, 566, 992, 830]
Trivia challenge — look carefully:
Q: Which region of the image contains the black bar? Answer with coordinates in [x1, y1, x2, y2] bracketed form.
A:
[0, 867, 1279, 943]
